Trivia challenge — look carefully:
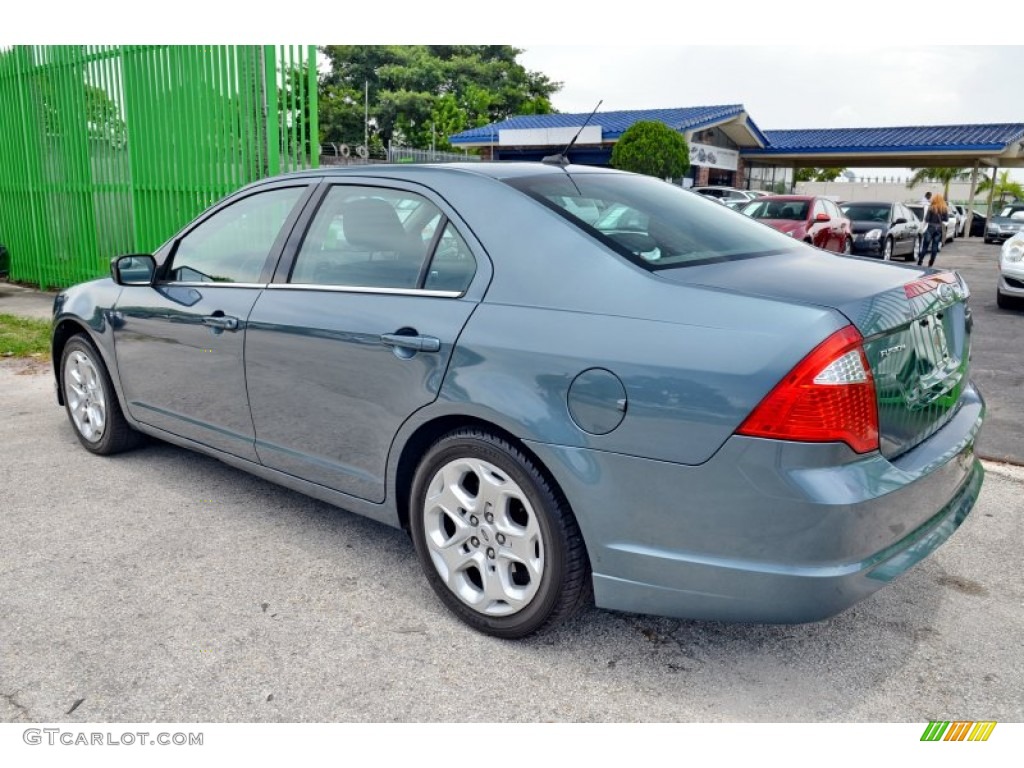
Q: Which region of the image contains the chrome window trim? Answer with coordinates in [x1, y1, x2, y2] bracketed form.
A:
[266, 283, 462, 298]
[160, 282, 269, 289]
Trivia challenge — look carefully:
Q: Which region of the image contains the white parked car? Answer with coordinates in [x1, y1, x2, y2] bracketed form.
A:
[997, 228, 1024, 309]
[953, 204, 968, 237]
[907, 203, 955, 246]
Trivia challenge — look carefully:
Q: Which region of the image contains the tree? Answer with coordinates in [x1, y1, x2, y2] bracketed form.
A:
[318, 46, 560, 150]
[976, 170, 1024, 203]
[610, 121, 689, 180]
[906, 167, 970, 200]
[794, 167, 846, 182]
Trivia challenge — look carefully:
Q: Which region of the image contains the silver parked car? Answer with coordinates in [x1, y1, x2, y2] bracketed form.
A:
[52, 163, 985, 638]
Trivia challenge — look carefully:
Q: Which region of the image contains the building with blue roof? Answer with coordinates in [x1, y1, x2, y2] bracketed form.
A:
[449, 107, 1024, 194]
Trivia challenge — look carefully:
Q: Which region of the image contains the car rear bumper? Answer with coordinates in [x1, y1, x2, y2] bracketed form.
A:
[526, 381, 985, 623]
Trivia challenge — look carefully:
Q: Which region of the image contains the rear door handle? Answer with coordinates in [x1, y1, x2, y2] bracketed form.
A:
[202, 315, 239, 331]
[380, 333, 441, 353]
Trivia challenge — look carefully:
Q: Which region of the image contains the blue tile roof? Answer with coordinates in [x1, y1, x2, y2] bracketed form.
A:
[747, 124, 1024, 155]
[449, 104, 769, 146]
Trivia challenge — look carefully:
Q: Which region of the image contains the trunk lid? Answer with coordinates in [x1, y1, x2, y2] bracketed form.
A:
[659, 249, 973, 458]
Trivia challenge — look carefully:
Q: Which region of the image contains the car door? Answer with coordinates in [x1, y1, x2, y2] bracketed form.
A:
[892, 204, 909, 255]
[808, 199, 830, 249]
[824, 200, 844, 251]
[111, 182, 315, 460]
[244, 181, 489, 503]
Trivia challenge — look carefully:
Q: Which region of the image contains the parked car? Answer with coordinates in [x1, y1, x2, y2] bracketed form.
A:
[740, 194, 853, 253]
[839, 201, 919, 261]
[997, 230, 1024, 310]
[907, 203, 955, 247]
[969, 209, 987, 237]
[984, 202, 1024, 244]
[692, 186, 758, 205]
[952, 204, 968, 237]
[52, 163, 985, 638]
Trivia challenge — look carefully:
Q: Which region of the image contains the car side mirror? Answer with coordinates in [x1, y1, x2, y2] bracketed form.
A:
[893, 217, 907, 225]
[814, 213, 830, 222]
[112, 254, 156, 286]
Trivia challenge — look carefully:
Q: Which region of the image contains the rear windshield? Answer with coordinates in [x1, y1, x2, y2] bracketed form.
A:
[840, 204, 890, 222]
[741, 199, 809, 221]
[505, 172, 800, 269]
[998, 205, 1024, 218]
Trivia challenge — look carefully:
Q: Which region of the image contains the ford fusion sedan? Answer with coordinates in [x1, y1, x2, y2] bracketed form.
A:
[840, 201, 919, 261]
[52, 163, 985, 638]
[741, 195, 853, 253]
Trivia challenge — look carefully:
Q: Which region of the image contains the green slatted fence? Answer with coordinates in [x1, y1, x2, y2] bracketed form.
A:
[0, 45, 318, 289]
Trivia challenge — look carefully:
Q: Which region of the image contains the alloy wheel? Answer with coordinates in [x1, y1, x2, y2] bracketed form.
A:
[64, 349, 107, 443]
[421, 457, 544, 616]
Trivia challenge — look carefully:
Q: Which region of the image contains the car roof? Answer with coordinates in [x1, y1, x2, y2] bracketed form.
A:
[268, 161, 625, 184]
[746, 195, 816, 202]
[840, 201, 893, 206]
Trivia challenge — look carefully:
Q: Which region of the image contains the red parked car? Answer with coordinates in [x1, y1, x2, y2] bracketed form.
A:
[740, 195, 852, 254]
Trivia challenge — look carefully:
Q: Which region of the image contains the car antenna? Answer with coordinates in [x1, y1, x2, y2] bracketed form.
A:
[542, 100, 603, 167]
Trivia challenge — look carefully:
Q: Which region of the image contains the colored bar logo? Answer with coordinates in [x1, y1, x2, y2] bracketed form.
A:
[921, 721, 997, 741]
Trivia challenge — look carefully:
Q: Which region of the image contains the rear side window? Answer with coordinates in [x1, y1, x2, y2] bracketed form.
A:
[290, 185, 476, 293]
[507, 173, 800, 269]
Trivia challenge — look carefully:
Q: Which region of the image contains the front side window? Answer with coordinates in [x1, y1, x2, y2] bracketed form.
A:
[507, 173, 801, 270]
[166, 187, 305, 283]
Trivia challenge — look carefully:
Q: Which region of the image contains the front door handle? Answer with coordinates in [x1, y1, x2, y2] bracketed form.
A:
[202, 314, 239, 331]
[380, 333, 441, 353]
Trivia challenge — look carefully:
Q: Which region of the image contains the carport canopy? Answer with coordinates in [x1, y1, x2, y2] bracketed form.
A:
[743, 123, 1024, 232]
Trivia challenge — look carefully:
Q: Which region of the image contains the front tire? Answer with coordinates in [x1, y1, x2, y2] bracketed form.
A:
[882, 237, 893, 261]
[60, 335, 141, 455]
[409, 428, 591, 638]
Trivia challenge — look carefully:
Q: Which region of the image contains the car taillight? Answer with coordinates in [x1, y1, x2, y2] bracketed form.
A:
[736, 325, 878, 453]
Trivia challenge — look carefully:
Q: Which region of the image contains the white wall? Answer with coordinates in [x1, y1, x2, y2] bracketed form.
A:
[794, 179, 990, 207]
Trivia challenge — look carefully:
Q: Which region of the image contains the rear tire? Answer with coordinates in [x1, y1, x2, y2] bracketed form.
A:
[409, 428, 591, 638]
[60, 335, 141, 455]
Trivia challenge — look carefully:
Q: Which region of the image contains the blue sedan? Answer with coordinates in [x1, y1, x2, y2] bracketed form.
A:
[52, 163, 985, 638]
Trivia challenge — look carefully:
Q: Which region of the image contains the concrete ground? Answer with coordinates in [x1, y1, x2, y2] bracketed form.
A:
[1, 360, 1022, 722]
[0, 281, 55, 321]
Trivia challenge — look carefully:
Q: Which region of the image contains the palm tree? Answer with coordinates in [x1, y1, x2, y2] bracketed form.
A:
[976, 170, 1024, 204]
[906, 167, 971, 199]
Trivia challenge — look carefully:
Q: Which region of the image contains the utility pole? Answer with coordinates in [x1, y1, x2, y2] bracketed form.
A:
[364, 79, 369, 159]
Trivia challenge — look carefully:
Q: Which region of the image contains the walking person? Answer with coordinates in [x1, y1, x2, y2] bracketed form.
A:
[917, 192, 948, 267]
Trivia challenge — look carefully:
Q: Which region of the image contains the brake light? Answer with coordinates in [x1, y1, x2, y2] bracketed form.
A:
[736, 325, 879, 453]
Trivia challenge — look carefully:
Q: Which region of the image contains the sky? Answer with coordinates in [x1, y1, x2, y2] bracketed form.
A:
[515, 46, 1024, 131]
